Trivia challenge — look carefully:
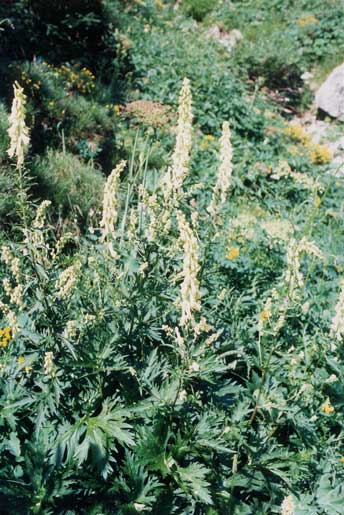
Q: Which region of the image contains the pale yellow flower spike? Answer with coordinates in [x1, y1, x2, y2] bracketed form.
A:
[280, 495, 295, 515]
[164, 78, 193, 199]
[100, 160, 126, 242]
[215, 121, 233, 204]
[7, 81, 30, 169]
[176, 210, 201, 326]
[208, 121, 232, 215]
[331, 279, 344, 341]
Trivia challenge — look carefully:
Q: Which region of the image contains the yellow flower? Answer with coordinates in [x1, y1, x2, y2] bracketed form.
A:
[0, 327, 11, 347]
[284, 124, 311, 146]
[297, 15, 318, 27]
[321, 398, 334, 414]
[17, 356, 25, 365]
[340, 457, 344, 463]
[309, 144, 332, 165]
[260, 309, 271, 322]
[226, 247, 240, 260]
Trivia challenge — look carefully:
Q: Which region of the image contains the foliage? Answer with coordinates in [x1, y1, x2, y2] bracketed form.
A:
[31, 150, 104, 220]
[1, 0, 344, 513]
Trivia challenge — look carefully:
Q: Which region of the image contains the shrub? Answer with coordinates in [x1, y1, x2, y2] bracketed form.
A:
[181, 0, 218, 21]
[31, 150, 104, 219]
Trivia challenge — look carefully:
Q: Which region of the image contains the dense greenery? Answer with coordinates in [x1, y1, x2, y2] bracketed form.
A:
[0, 1, 344, 514]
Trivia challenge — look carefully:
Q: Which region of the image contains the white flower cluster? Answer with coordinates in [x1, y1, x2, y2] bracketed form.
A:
[176, 210, 201, 326]
[331, 279, 344, 341]
[100, 160, 126, 246]
[7, 81, 30, 169]
[163, 78, 192, 199]
[55, 261, 81, 299]
[208, 121, 233, 214]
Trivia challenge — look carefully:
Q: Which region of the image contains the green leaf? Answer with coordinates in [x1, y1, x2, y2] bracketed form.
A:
[177, 462, 213, 505]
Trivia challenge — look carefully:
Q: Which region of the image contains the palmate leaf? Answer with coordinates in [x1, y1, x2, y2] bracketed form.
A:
[315, 474, 344, 514]
[53, 398, 134, 476]
[176, 462, 213, 505]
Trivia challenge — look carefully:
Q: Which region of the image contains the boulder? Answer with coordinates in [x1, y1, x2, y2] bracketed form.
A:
[315, 63, 344, 120]
[206, 25, 243, 52]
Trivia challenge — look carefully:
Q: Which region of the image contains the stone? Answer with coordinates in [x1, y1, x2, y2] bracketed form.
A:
[206, 25, 243, 52]
[315, 63, 344, 120]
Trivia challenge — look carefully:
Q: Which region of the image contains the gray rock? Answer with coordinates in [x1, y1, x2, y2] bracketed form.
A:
[206, 25, 243, 52]
[315, 63, 344, 120]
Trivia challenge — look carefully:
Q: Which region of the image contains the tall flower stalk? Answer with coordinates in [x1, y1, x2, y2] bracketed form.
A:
[100, 160, 126, 254]
[7, 81, 30, 170]
[163, 78, 192, 200]
[208, 121, 233, 214]
[176, 210, 201, 326]
[331, 279, 344, 341]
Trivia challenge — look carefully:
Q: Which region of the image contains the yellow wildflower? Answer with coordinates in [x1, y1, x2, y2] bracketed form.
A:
[341, 457, 344, 463]
[260, 309, 271, 322]
[17, 356, 25, 365]
[283, 124, 311, 146]
[297, 15, 318, 26]
[309, 144, 332, 165]
[226, 247, 240, 260]
[321, 398, 334, 414]
[0, 327, 11, 347]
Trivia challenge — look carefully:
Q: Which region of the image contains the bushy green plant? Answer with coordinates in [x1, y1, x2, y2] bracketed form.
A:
[181, 0, 218, 21]
[1, 78, 344, 514]
[31, 150, 104, 220]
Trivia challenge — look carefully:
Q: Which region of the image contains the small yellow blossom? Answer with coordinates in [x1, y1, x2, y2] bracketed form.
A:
[260, 309, 271, 322]
[226, 247, 240, 260]
[321, 398, 334, 414]
[309, 144, 332, 165]
[297, 15, 318, 26]
[283, 124, 311, 146]
[17, 356, 25, 365]
[0, 327, 11, 347]
[340, 456, 344, 463]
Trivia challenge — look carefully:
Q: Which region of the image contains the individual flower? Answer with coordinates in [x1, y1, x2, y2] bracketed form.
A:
[321, 398, 334, 414]
[7, 81, 30, 169]
[226, 247, 240, 260]
[176, 210, 201, 326]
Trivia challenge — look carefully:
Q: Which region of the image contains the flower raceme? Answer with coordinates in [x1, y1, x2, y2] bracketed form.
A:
[100, 160, 126, 251]
[208, 121, 233, 214]
[7, 81, 30, 169]
[331, 279, 344, 341]
[163, 78, 192, 200]
[176, 210, 201, 327]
